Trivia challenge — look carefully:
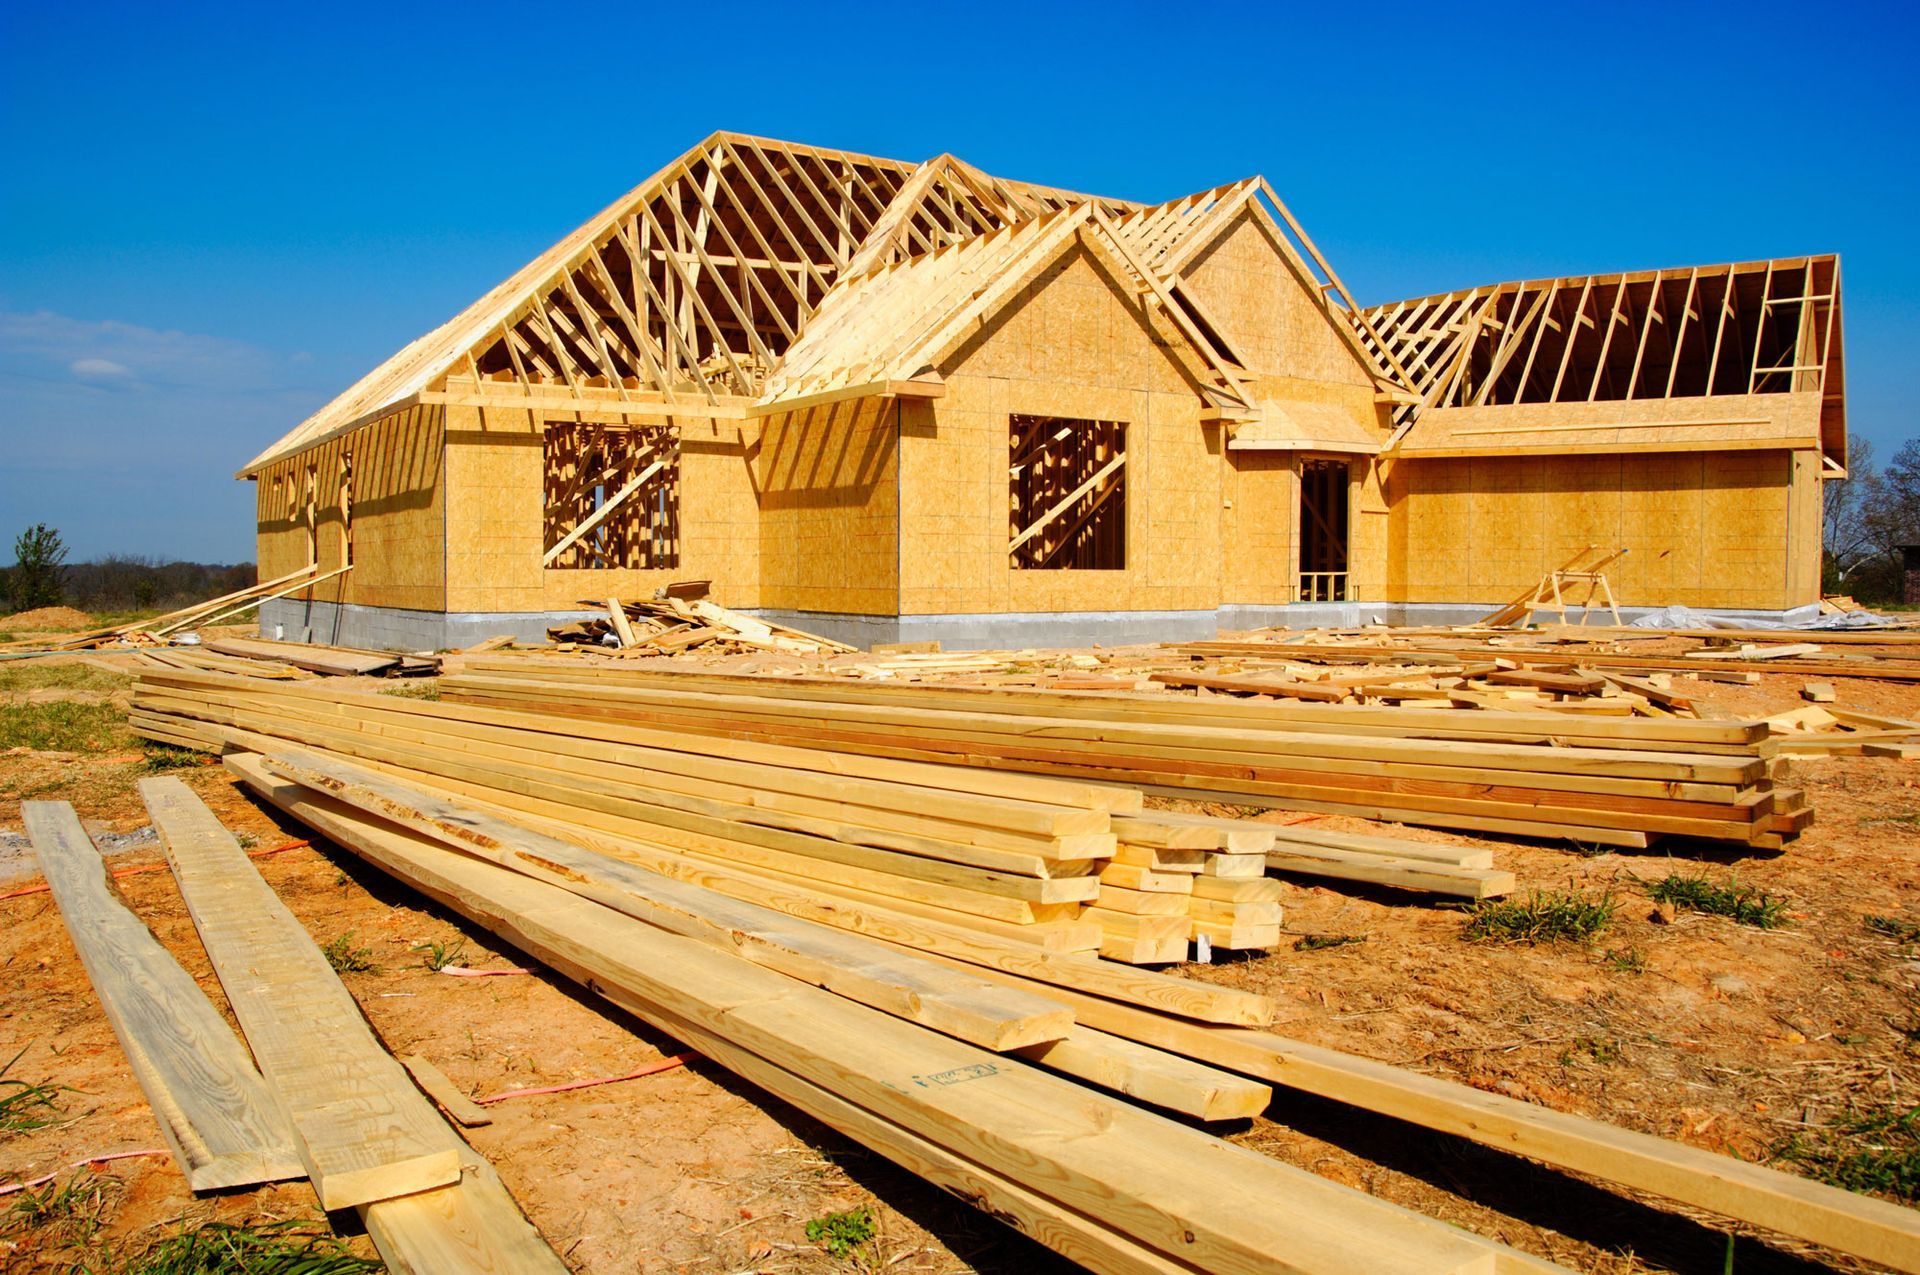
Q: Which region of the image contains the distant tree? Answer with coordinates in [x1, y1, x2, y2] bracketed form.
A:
[1823, 437, 1880, 588]
[7, 524, 68, 611]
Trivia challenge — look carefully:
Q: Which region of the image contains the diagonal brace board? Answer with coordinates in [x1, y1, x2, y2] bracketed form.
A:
[138, 775, 459, 1210]
[543, 457, 667, 566]
[21, 801, 305, 1191]
[1009, 453, 1125, 554]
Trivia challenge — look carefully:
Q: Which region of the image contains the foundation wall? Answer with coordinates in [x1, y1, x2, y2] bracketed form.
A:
[439, 405, 761, 614]
[253, 405, 446, 612]
[1385, 448, 1820, 610]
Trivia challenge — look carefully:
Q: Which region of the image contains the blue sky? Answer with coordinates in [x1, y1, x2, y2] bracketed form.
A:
[3, 0, 1915, 562]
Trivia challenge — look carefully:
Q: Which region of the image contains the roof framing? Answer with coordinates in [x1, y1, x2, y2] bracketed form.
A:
[243, 134, 1415, 476]
[1358, 256, 1845, 464]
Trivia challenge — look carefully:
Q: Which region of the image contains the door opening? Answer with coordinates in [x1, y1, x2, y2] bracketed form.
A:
[1298, 459, 1350, 602]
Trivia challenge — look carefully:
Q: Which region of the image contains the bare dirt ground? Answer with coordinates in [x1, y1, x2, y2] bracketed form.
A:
[2, 649, 1917, 1273]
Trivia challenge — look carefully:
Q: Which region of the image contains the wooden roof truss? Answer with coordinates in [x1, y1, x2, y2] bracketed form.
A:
[245, 136, 1421, 475]
[1359, 256, 1845, 459]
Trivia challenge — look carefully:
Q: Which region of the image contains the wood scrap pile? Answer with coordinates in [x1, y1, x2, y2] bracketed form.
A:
[433, 660, 1805, 852]
[1178, 622, 1920, 685]
[85, 684, 1920, 1271]
[547, 596, 854, 656]
[116, 636, 437, 679]
[49, 562, 352, 650]
[1759, 704, 1920, 760]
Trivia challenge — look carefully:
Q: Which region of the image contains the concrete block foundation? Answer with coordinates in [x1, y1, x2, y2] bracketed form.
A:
[258, 598, 1820, 654]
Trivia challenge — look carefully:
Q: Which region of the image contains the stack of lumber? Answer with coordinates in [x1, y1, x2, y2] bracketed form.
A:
[131, 668, 1261, 961]
[91, 707, 1920, 1270]
[551, 596, 853, 655]
[434, 661, 1805, 850]
[1178, 628, 1920, 684]
[204, 635, 438, 677]
[220, 752, 1607, 1273]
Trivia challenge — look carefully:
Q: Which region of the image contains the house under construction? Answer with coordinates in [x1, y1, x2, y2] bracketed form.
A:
[243, 132, 1846, 649]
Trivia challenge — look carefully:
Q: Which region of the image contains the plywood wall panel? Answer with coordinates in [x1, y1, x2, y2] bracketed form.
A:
[898, 245, 1224, 618]
[1389, 450, 1807, 609]
[754, 398, 899, 615]
[440, 404, 762, 615]
[253, 405, 446, 613]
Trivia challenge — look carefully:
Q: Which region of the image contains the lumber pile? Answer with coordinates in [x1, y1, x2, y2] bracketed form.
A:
[131, 668, 1296, 959]
[550, 595, 854, 655]
[225, 753, 1584, 1274]
[432, 660, 1805, 850]
[1759, 704, 1920, 760]
[1178, 626, 1920, 684]
[89, 715, 1920, 1271]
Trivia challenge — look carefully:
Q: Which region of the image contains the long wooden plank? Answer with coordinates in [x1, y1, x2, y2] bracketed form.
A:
[436, 684, 1767, 842]
[912, 960, 1920, 1275]
[232, 760, 1561, 1275]
[138, 776, 460, 1209]
[21, 801, 305, 1190]
[206, 637, 399, 677]
[1179, 641, 1920, 683]
[222, 756, 1264, 1030]
[263, 750, 1074, 1051]
[463, 657, 1767, 748]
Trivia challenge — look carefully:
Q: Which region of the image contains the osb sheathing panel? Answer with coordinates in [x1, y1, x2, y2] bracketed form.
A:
[441, 405, 761, 614]
[1385, 450, 1816, 610]
[754, 397, 899, 615]
[1397, 392, 1824, 456]
[253, 405, 445, 612]
[1178, 209, 1378, 392]
[898, 245, 1224, 617]
[1220, 452, 1296, 605]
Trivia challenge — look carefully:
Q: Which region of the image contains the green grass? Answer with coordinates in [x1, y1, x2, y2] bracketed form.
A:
[1294, 933, 1366, 952]
[320, 932, 379, 975]
[805, 1207, 875, 1259]
[3, 1169, 112, 1244]
[1868, 915, 1920, 944]
[1464, 890, 1616, 945]
[412, 937, 466, 971]
[1602, 945, 1646, 973]
[0, 1045, 71, 1134]
[1775, 1104, 1920, 1203]
[379, 682, 439, 701]
[74, 1217, 382, 1274]
[142, 743, 209, 772]
[1559, 1035, 1624, 1066]
[0, 700, 133, 752]
[1648, 871, 1790, 928]
[0, 663, 128, 693]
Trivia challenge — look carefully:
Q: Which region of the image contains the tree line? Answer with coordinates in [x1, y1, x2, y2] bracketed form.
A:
[1823, 438, 1920, 605]
[2, 524, 254, 616]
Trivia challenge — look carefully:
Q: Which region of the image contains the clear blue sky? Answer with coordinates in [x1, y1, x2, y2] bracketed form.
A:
[3, 0, 1915, 562]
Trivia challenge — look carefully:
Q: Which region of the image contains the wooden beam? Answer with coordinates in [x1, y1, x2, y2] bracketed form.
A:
[543, 458, 666, 566]
[138, 776, 460, 1210]
[21, 801, 305, 1191]
[1009, 453, 1126, 554]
